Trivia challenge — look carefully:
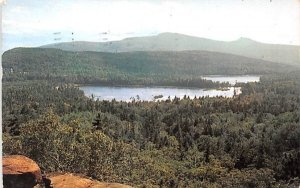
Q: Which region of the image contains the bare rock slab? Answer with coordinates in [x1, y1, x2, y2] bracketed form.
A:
[50, 174, 132, 188]
[3, 155, 42, 188]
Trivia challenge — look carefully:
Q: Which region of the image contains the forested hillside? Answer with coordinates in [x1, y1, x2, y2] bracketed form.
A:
[3, 71, 300, 187]
[2, 47, 298, 87]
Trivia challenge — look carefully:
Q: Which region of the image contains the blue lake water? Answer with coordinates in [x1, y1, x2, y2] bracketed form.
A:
[80, 75, 260, 101]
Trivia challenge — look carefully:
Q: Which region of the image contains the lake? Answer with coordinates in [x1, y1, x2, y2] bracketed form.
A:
[80, 75, 260, 101]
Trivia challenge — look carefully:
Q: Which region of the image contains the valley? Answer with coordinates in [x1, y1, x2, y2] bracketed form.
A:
[2, 33, 300, 187]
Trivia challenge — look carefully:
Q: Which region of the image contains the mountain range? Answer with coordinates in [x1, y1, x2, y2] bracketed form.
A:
[42, 32, 300, 65]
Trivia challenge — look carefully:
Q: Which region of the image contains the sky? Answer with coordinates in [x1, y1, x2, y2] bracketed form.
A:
[2, 0, 300, 51]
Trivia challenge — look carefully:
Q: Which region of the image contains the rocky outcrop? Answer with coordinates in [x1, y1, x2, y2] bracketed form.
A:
[49, 174, 132, 188]
[3, 155, 43, 188]
[3, 155, 132, 188]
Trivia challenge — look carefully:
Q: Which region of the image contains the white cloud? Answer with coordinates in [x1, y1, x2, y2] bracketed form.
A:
[2, 0, 300, 49]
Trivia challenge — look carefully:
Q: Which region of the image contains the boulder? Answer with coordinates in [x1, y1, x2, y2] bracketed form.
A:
[49, 174, 132, 188]
[3, 155, 43, 188]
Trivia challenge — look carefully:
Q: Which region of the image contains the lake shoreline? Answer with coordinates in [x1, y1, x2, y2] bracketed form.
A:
[76, 83, 230, 90]
[78, 75, 259, 102]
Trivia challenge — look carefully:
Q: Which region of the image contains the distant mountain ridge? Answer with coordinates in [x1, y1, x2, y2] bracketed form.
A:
[41, 32, 300, 65]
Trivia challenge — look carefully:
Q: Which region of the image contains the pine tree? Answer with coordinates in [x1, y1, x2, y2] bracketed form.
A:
[92, 113, 102, 131]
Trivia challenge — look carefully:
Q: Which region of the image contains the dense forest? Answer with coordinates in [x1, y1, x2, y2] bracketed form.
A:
[2, 46, 300, 187]
[3, 58, 300, 188]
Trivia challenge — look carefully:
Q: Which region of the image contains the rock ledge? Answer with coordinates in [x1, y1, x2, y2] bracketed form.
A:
[3, 155, 42, 188]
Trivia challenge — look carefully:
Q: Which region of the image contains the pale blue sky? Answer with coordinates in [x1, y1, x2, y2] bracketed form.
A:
[2, 0, 300, 51]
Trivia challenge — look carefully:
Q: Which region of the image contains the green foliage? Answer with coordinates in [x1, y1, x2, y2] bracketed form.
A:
[3, 48, 298, 87]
